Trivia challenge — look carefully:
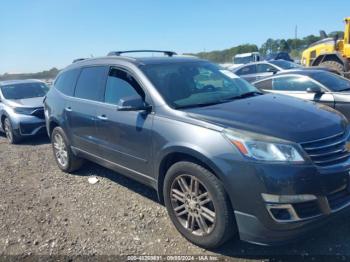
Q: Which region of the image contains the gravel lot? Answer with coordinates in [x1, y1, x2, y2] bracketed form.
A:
[1, 133, 350, 261]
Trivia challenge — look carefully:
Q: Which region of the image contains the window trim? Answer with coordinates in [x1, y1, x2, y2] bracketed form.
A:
[236, 64, 257, 76]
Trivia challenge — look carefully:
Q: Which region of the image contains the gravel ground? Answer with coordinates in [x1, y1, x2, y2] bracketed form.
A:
[1, 134, 350, 261]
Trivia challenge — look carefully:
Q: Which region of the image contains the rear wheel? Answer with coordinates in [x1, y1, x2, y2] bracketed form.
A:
[3, 118, 21, 144]
[319, 60, 344, 75]
[163, 161, 236, 249]
[51, 127, 83, 172]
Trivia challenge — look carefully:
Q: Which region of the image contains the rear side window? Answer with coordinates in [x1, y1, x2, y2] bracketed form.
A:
[54, 69, 80, 96]
[256, 64, 277, 73]
[74, 66, 107, 101]
[236, 65, 256, 76]
[254, 79, 272, 90]
[104, 68, 145, 105]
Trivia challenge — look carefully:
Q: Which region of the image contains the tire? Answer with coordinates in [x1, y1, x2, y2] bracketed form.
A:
[51, 126, 83, 172]
[3, 118, 21, 144]
[163, 161, 236, 249]
[319, 60, 344, 75]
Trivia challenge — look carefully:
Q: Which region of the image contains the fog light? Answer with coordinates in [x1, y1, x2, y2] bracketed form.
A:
[262, 193, 317, 203]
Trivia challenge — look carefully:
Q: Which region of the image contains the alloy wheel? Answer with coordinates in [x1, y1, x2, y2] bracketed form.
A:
[53, 133, 68, 167]
[170, 175, 216, 236]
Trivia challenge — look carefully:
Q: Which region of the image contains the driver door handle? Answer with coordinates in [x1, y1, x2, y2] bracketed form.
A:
[65, 106, 72, 112]
[97, 115, 108, 121]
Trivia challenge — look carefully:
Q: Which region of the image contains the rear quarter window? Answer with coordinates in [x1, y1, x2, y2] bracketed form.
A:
[54, 69, 80, 96]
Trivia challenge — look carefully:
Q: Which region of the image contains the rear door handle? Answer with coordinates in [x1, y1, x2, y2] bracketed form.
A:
[65, 106, 72, 112]
[97, 115, 108, 120]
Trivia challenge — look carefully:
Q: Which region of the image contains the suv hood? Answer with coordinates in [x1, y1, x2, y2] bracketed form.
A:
[185, 93, 347, 143]
[5, 97, 44, 108]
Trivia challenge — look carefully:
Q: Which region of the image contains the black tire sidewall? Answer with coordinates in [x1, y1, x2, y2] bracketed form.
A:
[4, 118, 19, 144]
[51, 127, 72, 172]
[163, 161, 235, 248]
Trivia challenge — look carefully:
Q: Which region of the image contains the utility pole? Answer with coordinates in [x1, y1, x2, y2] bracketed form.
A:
[294, 25, 298, 49]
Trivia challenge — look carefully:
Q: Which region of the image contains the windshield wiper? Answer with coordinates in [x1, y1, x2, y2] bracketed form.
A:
[221, 91, 263, 101]
[175, 101, 224, 109]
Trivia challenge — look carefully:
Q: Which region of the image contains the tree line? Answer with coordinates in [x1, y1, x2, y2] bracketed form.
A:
[0, 30, 344, 79]
[189, 31, 344, 63]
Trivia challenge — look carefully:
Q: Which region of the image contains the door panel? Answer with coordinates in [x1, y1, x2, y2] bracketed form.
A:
[65, 97, 100, 155]
[96, 105, 153, 175]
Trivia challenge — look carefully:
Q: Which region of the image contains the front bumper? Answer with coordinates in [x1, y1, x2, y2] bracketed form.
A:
[10, 114, 46, 137]
[221, 158, 350, 245]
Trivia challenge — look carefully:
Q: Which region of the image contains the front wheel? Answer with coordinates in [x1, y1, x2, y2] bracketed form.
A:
[3, 118, 21, 144]
[163, 161, 237, 249]
[51, 127, 83, 172]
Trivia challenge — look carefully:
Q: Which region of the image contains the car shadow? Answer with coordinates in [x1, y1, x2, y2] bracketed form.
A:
[0, 133, 50, 145]
[20, 134, 50, 145]
[71, 161, 350, 260]
[72, 161, 159, 203]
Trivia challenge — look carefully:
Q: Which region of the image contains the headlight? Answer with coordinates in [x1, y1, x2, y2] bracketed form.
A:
[223, 129, 305, 163]
[14, 107, 34, 115]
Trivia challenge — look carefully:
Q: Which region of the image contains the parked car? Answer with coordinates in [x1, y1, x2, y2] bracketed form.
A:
[45, 51, 350, 248]
[232, 60, 302, 82]
[0, 79, 49, 143]
[233, 60, 339, 83]
[252, 70, 350, 120]
[265, 52, 294, 62]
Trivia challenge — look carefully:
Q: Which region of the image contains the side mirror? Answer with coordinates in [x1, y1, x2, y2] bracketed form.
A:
[117, 96, 152, 112]
[306, 86, 323, 94]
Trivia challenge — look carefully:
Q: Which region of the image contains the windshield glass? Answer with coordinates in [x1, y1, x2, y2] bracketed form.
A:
[234, 56, 253, 64]
[141, 62, 259, 108]
[310, 71, 350, 92]
[1, 82, 49, 99]
[269, 60, 302, 70]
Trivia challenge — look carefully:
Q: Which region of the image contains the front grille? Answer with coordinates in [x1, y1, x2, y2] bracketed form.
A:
[327, 187, 350, 210]
[31, 108, 45, 119]
[293, 200, 321, 219]
[300, 131, 350, 166]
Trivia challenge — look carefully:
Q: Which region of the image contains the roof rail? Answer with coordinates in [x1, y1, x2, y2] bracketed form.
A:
[107, 50, 177, 57]
[72, 58, 87, 63]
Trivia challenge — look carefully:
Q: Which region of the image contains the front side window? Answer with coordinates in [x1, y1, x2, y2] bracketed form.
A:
[272, 76, 321, 91]
[74, 66, 107, 101]
[104, 68, 145, 105]
[141, 62, 259, 108]
[1, 82, 49, 100]
[236, 65, 257, 76]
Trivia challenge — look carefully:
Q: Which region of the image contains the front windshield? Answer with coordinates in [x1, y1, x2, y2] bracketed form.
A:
[141, 62, 259, 108]
[310, 71, 350, 92]
[269, 60, 302, 70]
[234, 56, 253, 64]
[1, 82, 49, 99]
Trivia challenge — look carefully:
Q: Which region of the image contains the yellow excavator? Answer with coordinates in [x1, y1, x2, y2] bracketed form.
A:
[301, 17, 350, 78]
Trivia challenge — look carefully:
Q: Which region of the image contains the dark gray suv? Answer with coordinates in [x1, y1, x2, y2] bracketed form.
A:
[44, 51, 350, 248]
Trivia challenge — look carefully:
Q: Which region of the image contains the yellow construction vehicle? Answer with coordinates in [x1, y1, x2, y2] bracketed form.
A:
[301, 17, 350, 78]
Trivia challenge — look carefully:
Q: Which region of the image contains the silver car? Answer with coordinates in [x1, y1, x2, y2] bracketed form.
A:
[0, 79, 49, 143]
[232, 60, 302, 83]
